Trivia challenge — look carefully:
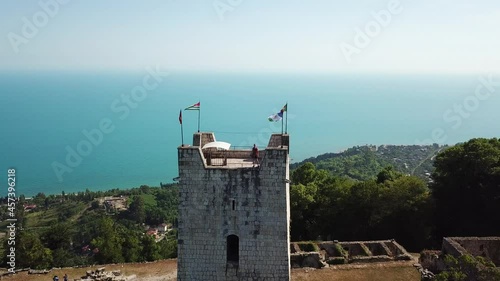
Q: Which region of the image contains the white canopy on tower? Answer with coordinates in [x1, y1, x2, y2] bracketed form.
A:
[202, 141, 231, 150]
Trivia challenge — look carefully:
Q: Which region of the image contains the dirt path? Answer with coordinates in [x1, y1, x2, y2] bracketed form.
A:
[410, 147, 443, 175]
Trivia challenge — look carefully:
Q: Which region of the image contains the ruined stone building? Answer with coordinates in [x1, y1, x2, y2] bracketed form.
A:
[177, 132, 291, 281]
[420, 237, 500, 280]
[442, 237, 500, 267]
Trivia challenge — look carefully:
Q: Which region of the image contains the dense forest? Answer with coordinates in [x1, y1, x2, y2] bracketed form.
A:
[290, 163, 433, 251]
[1, 138, 500, 271]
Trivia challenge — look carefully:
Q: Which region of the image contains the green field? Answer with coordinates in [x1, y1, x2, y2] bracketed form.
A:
[24, 201, 88, 230]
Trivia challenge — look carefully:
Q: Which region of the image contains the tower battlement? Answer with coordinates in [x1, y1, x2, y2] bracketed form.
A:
[180, 132, 289, 169]
[177, 132, 291, 281]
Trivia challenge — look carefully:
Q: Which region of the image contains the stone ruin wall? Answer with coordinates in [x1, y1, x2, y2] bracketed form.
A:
[290, 240, 413, 268]
[443, 237, 500, 267]
[419, 237, 500, 281]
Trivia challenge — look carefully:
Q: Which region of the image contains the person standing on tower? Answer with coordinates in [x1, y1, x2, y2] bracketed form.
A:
[252, 144, 259, 166]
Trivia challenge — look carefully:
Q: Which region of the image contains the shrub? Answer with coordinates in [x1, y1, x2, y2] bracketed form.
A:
[334, 243, 348, 258]
[298, 242, 319, 252]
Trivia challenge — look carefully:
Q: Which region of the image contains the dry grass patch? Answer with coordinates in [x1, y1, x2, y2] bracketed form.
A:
[292, 261, 420, 281]
[0, 259, 177, 281]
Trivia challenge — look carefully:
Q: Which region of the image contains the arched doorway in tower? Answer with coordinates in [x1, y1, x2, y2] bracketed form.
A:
[227, 235, 239, 264]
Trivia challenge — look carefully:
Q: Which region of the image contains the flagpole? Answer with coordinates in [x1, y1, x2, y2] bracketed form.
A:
[197, 101, 201, 132]
[281, 115, 284, 135]
[180, 109, 184, 147]
[285, 102, 288, 134]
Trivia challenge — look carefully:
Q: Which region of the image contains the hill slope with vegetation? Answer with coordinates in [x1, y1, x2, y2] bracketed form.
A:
[292, 144, 446, 181]
[0, 185, 179, 269]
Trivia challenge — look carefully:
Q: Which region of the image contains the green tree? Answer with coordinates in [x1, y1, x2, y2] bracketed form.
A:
[376, 166, 403, 184]
[16, 232, 53, 269]
[290, 182, 318, 240]
[129, 196, 146, 224]
[141, 235, 160, 261]
[14, 196, 26, 229]
[44, 222, 73, 250]
[376, 176, 434, 251]
[291, 162, 329, 186]
[75, 212, 103, 248]
[145, 206, 167, 226]
[290, 163, 357, 241]
[91, 217, 124, 264]
[140, 185, 152, 194]
[290, 163, 334, 240]
[155, 187, 179, 223]
[432, 138, 500, 237]
[42, 222, 76, 267]
[91, 200, 100, 210]
[342, 180, 384, 240]
[52, 248, 75, 268]
[158, 238, 177, 259]
[122, 233, 141, 262]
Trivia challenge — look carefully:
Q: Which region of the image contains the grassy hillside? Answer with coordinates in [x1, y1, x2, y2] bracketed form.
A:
[292, 144, 447, 181]
[25, 201, 89, 229]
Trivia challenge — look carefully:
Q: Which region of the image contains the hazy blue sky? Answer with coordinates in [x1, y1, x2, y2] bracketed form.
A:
[1, 0, 499, 73]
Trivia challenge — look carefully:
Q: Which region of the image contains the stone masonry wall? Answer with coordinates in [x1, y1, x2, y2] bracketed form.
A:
[177, 140, 291, 281]
[267, 134, 289, 148]
[443, 237, 500, 267]
[204, 150, 267, 160]
[192, 132, 215, 148]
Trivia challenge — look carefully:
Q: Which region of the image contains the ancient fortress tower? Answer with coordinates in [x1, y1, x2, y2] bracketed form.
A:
[177, 132, 291, 281]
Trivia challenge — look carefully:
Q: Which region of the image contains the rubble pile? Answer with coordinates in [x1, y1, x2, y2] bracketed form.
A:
[76, 267, 125, 281]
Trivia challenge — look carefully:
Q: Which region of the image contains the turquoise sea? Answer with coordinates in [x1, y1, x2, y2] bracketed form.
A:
[1, 71, 499, 196]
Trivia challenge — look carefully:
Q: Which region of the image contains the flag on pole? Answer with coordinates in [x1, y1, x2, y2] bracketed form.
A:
[268, 113, 282, 122]
[179, 109, 185, 146]
[185, 102, 200, 111]
[184, 101, 201, 132]
[268, 103, 287, 122]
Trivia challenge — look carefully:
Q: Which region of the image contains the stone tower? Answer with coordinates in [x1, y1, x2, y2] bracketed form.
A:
[177, 132, 291, 281]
